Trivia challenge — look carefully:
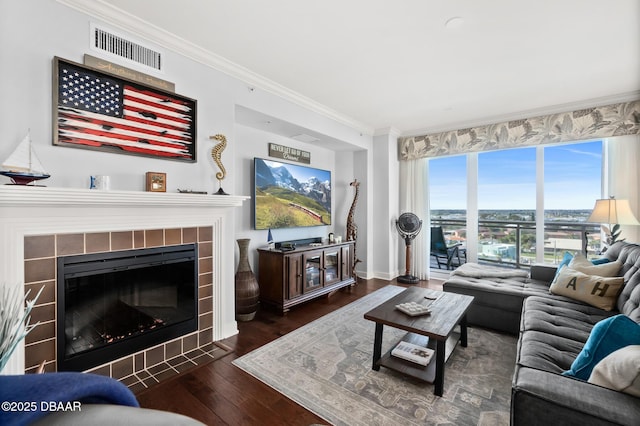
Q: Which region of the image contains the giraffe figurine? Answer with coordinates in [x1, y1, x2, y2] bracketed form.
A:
[346, 179, 362, 279]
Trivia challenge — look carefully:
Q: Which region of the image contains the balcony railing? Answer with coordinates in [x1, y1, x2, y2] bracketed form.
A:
[431, 218, 602, 269]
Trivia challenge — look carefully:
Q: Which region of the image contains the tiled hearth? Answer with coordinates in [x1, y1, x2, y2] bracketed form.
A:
[23, 226, 227, 392]
[0, 186, 247, 381]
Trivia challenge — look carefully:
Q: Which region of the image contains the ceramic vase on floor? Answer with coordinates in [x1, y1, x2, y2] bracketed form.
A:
[235, 238, 260, 321]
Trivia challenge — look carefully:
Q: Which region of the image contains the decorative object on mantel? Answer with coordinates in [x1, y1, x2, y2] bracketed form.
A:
[0, 131, 50, 186]
[210, 134, 229, 195]
[346, 179, 362, 279]
[0, 284, 43, 372]
[587, 196, 640, 251]
[53, 57, 197, 162]
[145, 171, 166, 192]
[235, 238, 260, 321]
[396, 212, 423, 284]
[177, 189, 208, 194]
[89, 175, 110, 190]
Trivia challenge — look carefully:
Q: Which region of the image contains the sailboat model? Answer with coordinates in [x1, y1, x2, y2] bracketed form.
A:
[0, 132, 50, 185]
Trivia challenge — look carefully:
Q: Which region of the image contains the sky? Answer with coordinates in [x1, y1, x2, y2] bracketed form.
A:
[429, 140, 602, 210]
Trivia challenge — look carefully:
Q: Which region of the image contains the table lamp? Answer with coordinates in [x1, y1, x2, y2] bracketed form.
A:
[587, 196, 640, 247]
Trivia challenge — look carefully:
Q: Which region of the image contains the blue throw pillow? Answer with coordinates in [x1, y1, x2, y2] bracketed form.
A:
[554, 252, 574, 279]
[591, 257, 611, 265]
[563, 314, 640, 380]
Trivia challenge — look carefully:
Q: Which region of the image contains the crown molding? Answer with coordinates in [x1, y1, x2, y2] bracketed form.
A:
[56, 0, 375, 136]
[401, 91, 640, 137]
[373, 127, 402, 138]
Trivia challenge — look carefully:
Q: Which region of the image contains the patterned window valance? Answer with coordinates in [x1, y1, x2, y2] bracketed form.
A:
[398, 100, 640, 160]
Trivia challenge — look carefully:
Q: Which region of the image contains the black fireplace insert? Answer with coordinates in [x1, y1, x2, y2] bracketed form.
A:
[56, 243, 198, 372]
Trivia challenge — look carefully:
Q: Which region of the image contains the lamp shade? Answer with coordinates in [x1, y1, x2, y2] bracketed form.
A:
[587, 198, 640, 225]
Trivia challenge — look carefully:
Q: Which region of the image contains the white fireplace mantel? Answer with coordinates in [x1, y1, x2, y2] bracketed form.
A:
[0, 185, 248, 375]
[0, 186, 248, 207]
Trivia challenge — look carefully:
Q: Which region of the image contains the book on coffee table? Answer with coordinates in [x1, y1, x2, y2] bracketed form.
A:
[391, 341, 434, 366]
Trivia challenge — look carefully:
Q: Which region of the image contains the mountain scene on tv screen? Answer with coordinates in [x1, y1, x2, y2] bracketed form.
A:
[255, 158, 331, 229]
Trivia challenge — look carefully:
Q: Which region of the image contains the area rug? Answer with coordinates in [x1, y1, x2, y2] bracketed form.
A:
[233, 285, 517, 426]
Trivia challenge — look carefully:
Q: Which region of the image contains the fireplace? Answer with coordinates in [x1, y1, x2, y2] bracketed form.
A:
[0, 185, 248, 381]
[57, 244, 198, 372]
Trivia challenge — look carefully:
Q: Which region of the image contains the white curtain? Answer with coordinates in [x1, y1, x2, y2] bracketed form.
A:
[399, 158, 429, 280]
[606, 135, 640, 244]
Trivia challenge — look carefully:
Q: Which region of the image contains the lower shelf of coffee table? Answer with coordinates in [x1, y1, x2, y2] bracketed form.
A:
[376, 330, 460, 383]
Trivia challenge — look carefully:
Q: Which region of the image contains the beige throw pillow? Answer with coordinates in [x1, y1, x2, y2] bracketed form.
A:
[588, 345, 640, 397]
[568, 253, 622, 277]
[549, 267, 624, 311]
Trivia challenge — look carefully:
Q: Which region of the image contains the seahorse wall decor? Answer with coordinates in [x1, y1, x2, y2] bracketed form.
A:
[346, 179, 362, 278]
[210, 134, 229, 195]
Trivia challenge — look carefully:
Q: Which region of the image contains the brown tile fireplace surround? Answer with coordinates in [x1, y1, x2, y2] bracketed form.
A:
[0, 186, 247, 392]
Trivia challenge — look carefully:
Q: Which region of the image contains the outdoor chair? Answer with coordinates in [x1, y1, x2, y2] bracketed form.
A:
[430, 226, 463, 270]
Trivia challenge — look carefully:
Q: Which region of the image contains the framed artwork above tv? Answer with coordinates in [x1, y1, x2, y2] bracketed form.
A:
[254, 157, 331, 230]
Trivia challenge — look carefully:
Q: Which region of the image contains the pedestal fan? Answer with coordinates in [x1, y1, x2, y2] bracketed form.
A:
[396, 212, 423, 284]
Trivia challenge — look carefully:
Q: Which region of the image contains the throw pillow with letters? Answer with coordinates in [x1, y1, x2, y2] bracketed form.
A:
[549, 267, 624, 311]
[568, 253, 621, 277]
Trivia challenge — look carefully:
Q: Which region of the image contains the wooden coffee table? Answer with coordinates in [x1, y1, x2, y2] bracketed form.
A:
[364, 286, 474, 396]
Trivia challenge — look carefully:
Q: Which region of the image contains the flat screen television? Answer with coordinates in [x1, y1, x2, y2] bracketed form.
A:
[254, 157, 331, 230]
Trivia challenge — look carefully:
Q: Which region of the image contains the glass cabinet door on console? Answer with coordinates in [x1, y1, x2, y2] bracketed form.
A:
[324, 249, 341, 286]
[304, 250, 323, 292]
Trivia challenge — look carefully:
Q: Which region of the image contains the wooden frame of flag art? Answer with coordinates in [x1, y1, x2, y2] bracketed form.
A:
[53, 57, 197, 162]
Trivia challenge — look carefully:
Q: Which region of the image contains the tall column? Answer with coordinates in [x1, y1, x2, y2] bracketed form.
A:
[371, 128, 401, 280]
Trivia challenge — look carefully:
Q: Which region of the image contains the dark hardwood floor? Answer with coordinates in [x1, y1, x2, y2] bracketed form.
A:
[136, 278, 443, 425]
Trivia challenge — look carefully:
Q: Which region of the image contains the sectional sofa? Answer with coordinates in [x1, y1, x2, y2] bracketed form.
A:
[443, 241, 640, 426]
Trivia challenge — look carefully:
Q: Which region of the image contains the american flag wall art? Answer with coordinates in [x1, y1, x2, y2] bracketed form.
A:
[53, 57, 197, 162]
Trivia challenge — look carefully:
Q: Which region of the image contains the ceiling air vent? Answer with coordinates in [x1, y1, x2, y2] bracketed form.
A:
[91, 24, 163, 72]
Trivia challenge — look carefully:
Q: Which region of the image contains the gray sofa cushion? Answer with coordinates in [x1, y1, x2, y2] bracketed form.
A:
[443, 276, 538, 334]
[521, 296, 613, 341]
[512, 366, 640, 426]
[517, 296, 614, 372]
[604, 242, 640, 320]
[443, 272, 580, 334]
[442, 242, 640, 425]
[512, 295, 640, 426]
[443, 241, 640, 334]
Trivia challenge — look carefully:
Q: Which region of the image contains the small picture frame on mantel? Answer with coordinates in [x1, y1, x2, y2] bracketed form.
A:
[146, 172, 167, 192]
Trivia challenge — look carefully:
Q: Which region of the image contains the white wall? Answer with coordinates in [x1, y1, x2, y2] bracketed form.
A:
[606, 135, 640, 244]
[0, 0, 376, 276]
[371, 131, 401, 279]
[234, 124, 352, 271]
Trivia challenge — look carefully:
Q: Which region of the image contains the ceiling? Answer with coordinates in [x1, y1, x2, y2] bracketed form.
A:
[95, 0, 639, 136]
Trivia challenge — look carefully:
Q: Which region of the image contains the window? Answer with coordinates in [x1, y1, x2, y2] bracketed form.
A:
[429, 155, 467, 212]
[429, 155, 466, 248]
[544, 141, 602, 260]
[428, 140, 603, 267]
[478, 148, 536, 265]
